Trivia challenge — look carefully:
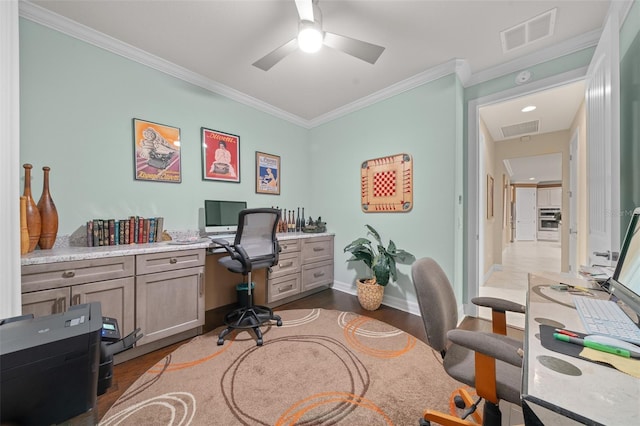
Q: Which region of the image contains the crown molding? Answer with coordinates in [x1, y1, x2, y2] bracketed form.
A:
[308, 58, 470, 127]
[18, 1, 310, 128]
[465, 29, 601, 87]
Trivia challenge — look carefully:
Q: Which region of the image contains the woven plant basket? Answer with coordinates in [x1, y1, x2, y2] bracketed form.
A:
[356, 279, 384, 311]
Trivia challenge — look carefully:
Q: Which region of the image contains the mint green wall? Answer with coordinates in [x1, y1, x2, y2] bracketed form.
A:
[620, 0, 640, 231]
[309, 75, 460, 304]
[19, 20, 309, 237]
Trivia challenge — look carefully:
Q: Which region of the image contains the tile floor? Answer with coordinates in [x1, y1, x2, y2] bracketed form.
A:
[479, 240, 562, 329]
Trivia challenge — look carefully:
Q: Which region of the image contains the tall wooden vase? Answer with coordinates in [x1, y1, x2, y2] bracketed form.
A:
[20, 196, 30, 255]
[37, 166, 59, 249]
[23, 163, 41, 252]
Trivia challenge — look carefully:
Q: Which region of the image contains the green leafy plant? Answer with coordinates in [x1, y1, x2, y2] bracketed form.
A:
[343, 224, 415, 286]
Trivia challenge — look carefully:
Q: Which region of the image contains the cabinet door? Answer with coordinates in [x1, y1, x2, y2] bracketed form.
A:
[549, 188, 562, 207]
[72, 277, 135, 336]
[136, 266, 205, 345]
[22, 288, 70, 317]
[301, 260, 334, 292]
[537, 188, 550, 207]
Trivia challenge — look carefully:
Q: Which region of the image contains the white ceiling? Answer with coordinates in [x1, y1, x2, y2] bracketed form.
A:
[27, 0, 610, 125]
[24, 0, 611, 183]
[504, 153, 563, 183]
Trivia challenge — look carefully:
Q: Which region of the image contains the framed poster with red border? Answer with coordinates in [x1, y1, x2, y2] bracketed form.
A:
[133, 118, 181, 183]
[361, 153, 413, 212]
[201, 128, 240, 183]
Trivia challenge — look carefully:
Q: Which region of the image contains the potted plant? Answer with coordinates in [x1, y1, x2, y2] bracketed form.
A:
[344, 225, 415, 310]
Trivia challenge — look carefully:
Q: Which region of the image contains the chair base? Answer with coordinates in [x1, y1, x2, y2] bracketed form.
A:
[217, 304, 282, 346]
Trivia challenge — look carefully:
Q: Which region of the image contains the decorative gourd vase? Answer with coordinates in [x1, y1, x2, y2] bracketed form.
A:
[356, 278, 384, 311]
[20, 196, 30, 255]
[37, 166, 59, 249]
[22, 163, 41, 252]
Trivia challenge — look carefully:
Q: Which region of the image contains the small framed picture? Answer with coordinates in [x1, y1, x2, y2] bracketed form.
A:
[201, 128, 240, 183]
[133, 118, 181, 183]
[255, 151, 280, 195]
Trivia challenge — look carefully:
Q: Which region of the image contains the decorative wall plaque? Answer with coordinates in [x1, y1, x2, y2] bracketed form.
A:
[360, 153, 413, 212]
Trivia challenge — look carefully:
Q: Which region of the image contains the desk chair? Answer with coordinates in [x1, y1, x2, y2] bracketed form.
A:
[411, 257, 525, 426]
[212, 208, 282, 346]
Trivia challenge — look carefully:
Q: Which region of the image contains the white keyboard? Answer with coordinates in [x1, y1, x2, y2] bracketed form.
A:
[573, 296, 640, 345]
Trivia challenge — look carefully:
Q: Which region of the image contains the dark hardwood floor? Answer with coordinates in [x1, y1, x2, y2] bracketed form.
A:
[97, 288, 523, 421]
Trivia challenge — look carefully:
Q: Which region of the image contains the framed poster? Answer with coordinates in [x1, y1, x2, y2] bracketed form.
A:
[201, 128, 240, 182]
[255, 151, 280, 195]
[360, 153, 413, 212]
[133, 118, 181, 183]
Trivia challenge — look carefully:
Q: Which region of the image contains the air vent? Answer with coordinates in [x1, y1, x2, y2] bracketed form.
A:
[501, 120, 539, 138]
[501, 8, 556, 53]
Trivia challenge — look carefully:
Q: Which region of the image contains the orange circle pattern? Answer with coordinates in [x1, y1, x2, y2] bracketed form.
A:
[343, 315, 416, 358]
[147, 333, 235, 374]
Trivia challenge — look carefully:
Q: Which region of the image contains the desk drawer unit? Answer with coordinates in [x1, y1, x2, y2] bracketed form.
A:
[269, 251, 301, 279]
[136, 249, 205, 275]
[302, 260, 334, 291]
[22, 256, 134, 293]
[301, 237, 333, 264]
[278, 239, 300, 254]
[268, 274, 301, 302]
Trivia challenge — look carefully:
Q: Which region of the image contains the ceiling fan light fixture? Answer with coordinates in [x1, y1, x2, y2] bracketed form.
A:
[298, 21, 323, 53]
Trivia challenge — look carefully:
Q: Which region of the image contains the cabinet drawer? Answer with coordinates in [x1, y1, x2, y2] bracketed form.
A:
[277, 239, 300, 254]
[301, 237, 333, 264]
[302, 260, 334, 291]
[22, 287, 71, 317]
[269, 252, 301, 279]
[268, 274, 301, 302]
[22, 256, 134, 292]
[136, 249, 205, 275]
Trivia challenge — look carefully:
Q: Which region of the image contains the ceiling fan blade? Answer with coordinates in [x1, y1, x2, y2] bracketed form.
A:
[295, 0, 314, 22]
[252, 38, 298, 71]
[323, 32, 385, 64]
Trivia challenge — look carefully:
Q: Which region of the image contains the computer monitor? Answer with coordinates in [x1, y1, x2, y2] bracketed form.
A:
[204, 200, 247, 234]
[609, 207, 640, 316]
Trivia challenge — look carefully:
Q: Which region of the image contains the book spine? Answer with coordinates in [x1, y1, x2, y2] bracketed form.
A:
[156, 217, 164, 241]
[119, 219, 125, 245]
[125, 219, 130, 245]
[108, 219, 115, 246]
[143, 218, 149, 243]
[134, 217, 139, 244]
[98, 220, 105, 246]
[148, 217, 156, 243]
[86, 221, 93, 247]
[93, 219, 99, 247]
[129, 217, 135, 244]
[138, 217, 144, 244]
[114, 220, 120, 245]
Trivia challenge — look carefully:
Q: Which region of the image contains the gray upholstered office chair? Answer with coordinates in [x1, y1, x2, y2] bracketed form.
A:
[212, 208, 282, 346]
[411, 257, 525, 426]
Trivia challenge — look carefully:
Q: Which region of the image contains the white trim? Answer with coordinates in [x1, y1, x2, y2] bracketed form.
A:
[0, 0, 22, 319]
[331, 280, 421, 316]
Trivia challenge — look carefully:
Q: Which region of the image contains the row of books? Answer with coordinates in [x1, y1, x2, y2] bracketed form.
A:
[86, 217, 164, 247]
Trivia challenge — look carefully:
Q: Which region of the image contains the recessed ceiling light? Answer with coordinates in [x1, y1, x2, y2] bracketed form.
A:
[529, 177, 536, 181]
[522, 105, 537, 112]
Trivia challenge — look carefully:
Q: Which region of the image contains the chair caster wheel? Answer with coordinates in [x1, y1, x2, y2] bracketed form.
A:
[256, 339, 263, 346]
[276, 319, 283, 326]
[454, 395, 467, 409]
[419, 419, 431, 426]
[217, 338, 225, 346]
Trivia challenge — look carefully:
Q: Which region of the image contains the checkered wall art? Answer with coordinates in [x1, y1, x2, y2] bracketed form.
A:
[360, 153, 413, 212]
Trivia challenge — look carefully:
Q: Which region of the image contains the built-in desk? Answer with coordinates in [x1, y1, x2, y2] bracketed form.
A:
[204, 232, 334, 310]
[523, 273, 640, 425]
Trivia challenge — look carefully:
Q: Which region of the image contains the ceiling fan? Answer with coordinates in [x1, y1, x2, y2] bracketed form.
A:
[252, 0, 385, 71]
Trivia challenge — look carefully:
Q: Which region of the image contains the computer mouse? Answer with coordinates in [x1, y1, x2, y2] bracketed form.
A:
[584, 334, 640, 352]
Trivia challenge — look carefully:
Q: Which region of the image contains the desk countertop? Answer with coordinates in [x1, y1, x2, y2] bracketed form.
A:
[21, 232, 334, 266]
[523, 273, 640, 425]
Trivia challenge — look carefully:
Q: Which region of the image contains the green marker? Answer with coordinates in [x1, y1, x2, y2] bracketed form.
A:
[553, 333, 640, 359]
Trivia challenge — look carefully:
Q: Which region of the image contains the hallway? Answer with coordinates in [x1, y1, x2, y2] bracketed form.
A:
[479, 240, 562, 328]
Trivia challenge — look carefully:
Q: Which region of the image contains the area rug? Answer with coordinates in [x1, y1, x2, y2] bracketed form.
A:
[100, 309, 465, 425]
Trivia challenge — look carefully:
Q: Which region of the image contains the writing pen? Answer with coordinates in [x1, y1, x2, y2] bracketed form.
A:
[553, 333, 640, 359]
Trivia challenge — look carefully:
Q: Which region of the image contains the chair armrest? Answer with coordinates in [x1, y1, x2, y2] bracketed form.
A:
[233, 244, 252, 270]
[472, 297, 525, 314]
[447, 329, 523, 368]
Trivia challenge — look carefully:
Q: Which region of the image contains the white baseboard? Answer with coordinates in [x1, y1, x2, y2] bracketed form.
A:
[332, 280, 421, 317]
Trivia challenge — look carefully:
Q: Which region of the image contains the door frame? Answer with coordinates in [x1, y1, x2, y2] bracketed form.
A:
[465, 68, 587, 317]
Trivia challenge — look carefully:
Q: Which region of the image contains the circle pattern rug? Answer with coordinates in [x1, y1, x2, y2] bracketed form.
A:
[100, 309, 462, 425]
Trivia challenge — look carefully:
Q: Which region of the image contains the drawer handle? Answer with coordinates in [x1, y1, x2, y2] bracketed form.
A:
[313, 247, 324, 252]
[169, 258, 178, 264]
[279, 261, 294, 268]
[279, 284, 293, 292]
[313, 271, 325, 278]
[281, 244, 288, 250]
[62, 270, 75, 278]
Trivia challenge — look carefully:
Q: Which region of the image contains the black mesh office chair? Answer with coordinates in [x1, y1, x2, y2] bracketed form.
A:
[211, 208, 282, 346]
[411, 257, 525, 426]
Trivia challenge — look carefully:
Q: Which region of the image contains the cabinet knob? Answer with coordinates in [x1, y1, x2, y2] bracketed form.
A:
[62, 270, 75, 278]
[169, 258, 178, 264]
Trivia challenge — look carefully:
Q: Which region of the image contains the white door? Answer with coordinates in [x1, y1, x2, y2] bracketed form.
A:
[569, 128, 579, 272]
[516, 187, 537, 241]
[586, 11, 621, 267]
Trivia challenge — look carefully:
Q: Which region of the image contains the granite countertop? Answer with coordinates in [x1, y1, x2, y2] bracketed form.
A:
[21, 232, 334, 265]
